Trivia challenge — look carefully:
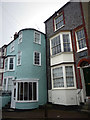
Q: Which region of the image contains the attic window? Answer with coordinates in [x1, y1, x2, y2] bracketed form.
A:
[54, 12, 64, 31]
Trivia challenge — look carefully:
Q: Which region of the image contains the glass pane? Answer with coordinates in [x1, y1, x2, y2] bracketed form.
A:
[33, 82, 37, 100]
[20, 82, 23, 100]
[24, 82, 28, 100]
[29, 83, 32, 100]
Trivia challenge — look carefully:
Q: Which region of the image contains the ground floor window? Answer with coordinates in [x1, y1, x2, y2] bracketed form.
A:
[17, 82, 37, 101]
[3, 77, 13, 91]
[52, 65, 76, 89]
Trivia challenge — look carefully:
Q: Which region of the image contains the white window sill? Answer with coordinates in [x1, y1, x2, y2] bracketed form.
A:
[77, 47, 87, 53]
[33, 64, 41, 67]
[51, 51, 73, 58]
[52, 87, 77, 90]
[16, 100, 38, 103]
[33, 41, 41, 45]
[54, 24, 65, 32]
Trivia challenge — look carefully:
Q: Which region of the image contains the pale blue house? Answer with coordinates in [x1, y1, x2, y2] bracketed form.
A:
[3, 28, 47, 109]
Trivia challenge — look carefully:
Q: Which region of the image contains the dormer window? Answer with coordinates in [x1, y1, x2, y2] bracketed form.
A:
[54, 12, 64, 31]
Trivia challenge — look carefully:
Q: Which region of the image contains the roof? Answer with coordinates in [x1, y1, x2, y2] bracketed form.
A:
[44, 1, 70, 23]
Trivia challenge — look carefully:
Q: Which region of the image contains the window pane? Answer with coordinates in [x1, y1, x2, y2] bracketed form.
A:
[34, 32, 41, 44]
[76, 28, 86, 50]
[24, 82, 28, 100]
[63, 34, 71, 52]
[34, 52, 40, 65]
[65, 66, 74, 87]
[20, 82, 23, 100]
[29, 83, 32, 100]
[55, 14, 64, 30]
[53, 67, 64, 88]
[33, 82, 37, 100]
[9, 58, 14, 70]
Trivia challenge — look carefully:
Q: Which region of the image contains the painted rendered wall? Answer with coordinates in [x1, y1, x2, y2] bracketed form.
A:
[3, 29, 47, 109]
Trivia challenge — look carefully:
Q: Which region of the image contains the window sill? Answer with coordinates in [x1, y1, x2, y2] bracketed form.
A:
[33, 41, 41, 45]
[51, 51, 73, 58]
[16, 100, 38, 103]
[33, 64, 41, 67]
[52, 87, 77, 90]
[77, 47, 87, 53]
[54, 24, 65, 32]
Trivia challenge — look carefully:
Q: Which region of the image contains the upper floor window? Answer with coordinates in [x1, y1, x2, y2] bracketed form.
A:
[52, 65, 75, 89]
[17, 51, 22, 66]
[5, 57, 15, 71]
[18, 31, 22, 44]
[0, 58, 3, 69]
[10, 41, 14, 52]
[34, 31, 41, 44]
[50, 32, 72, 56]
[34, 52, 41, 66]
[51, 35, 61, 55]
[63, 34, 71, 52]
[76, 28, 87, 52]
[54, 13, 64, 31]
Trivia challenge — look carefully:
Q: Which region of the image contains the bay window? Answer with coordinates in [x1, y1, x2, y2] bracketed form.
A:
[17, 82, 38, 101]
[5, 57, 15, 71]
[50, 32, 72, 56]
[52, 65, 76, 89]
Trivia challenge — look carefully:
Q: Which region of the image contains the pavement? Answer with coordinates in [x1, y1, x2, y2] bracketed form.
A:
[1, 104, 89, 120]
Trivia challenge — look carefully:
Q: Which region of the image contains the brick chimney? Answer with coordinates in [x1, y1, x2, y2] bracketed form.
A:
[14, 32, 18, 40]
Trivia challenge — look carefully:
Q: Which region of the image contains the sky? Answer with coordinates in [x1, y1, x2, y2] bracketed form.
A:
[0, 0, 89, 47]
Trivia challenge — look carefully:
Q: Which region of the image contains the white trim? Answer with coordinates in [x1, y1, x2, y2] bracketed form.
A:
[17, 51, 22, 66]
[51, 64, 76, 90]
[16, 81, 38, 102]
[33, 51, 41, 66]
[54, 13, 64, 31]
[34, 31, 41, 45]
[4, 57, 15, 72]
[18, 31, 22, 44]
[75, 28, 87, 52]
[50, 31, 73, 56]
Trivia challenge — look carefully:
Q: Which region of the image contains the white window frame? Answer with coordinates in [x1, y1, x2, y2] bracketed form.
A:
[17, 51, 22, 66]
[50, 32, 72, 56]
[3, 76, 14, 91]
[33, 51, 41, 66]
[10, 41, 14, 52]
[16, 81, 38, 102]
[75, 28, 87, 52]
[4, 57, 15, 71]
[54, 13, 64, 31]
[51, 64, 76, 90]
[18, 31, 22, 44]
[34, 31, 41, 45]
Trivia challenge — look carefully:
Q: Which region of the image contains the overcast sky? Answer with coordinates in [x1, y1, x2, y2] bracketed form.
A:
[0, 0, 72, 47]
[0, 0, 89, 47]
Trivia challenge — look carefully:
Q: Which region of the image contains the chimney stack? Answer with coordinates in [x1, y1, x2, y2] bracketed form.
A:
[14, 32, 18, 40]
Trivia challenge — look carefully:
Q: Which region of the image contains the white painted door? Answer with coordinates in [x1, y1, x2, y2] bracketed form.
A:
[11, 82, 16, 108]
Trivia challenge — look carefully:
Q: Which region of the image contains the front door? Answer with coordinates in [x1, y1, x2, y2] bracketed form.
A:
[11, 82, 16, 108]
[83, 67, 90, 96]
